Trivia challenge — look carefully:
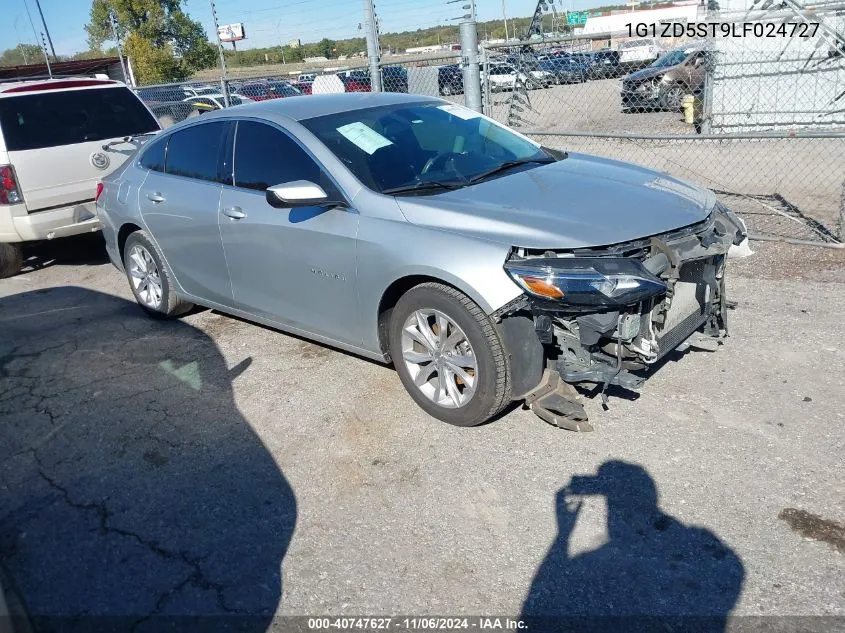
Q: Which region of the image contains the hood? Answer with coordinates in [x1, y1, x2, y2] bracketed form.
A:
[624, 64, 675, 83]
[396, 153, 715, 250]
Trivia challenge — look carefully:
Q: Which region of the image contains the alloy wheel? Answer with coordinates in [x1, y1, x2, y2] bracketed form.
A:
[401, 309, 478, 409]
[127, 244, 163, 309]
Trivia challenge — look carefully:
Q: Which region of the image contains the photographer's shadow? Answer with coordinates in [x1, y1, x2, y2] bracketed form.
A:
[0, 287, 296, 632]
[521, 461, 744, 633]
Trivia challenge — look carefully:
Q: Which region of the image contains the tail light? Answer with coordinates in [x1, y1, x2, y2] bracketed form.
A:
[0, 165, 22, 205]
[95, 182, 104, 205]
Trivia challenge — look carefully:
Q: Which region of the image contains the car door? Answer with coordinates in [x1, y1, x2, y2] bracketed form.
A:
[138, 120, 234, 307]
[218, 120, 360, 344]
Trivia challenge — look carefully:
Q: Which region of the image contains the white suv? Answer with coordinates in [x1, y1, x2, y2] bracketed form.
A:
[0, 77, 161, 277]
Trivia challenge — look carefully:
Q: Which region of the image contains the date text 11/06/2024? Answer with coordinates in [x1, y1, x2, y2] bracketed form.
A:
[307, 617, 527, 630]
[627, 21, 820, 39]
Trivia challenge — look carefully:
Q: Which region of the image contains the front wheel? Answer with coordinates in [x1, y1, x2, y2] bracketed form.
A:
[389, 283, 511, 427]
[660, 84, 685, 112]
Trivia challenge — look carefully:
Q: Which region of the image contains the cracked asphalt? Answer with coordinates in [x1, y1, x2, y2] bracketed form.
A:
[0, 234, 843, 632]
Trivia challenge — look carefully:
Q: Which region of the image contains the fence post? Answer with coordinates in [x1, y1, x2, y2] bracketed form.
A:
[363, 0, 382, 92]
[701, 47, 715, 135]
[480, 45, 492, 116]
[459, 6, 482, 112]
[209, 0, 231, 107]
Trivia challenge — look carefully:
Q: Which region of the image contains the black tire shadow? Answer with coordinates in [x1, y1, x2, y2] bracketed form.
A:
[521, 461, 744, 633]
[0, 287, 296, 632]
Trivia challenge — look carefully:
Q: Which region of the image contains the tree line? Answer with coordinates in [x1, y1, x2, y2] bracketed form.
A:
[2, 0, 640, 82]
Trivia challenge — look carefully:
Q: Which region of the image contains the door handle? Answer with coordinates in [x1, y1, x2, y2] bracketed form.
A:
[222, 206, 246, 219]
[146, 192, 165, 203]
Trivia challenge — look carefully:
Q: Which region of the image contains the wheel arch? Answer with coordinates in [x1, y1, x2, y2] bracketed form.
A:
[375, 271, 499, 359]
[117, 222, 143, 260]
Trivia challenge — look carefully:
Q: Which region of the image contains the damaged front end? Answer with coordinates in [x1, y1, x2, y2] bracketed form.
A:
[495, 203, 747, 431]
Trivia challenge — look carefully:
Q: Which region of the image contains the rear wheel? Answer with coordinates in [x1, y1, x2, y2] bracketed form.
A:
[123, 231, 193, 319]
[389, 282, 511, 427]
[0, 242, 23, 278]
[441, 83, 454, 96]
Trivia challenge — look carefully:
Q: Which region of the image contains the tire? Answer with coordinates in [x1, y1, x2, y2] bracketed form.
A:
[526, 79, 539, 90]
[389, 282, 511, 427]
[122, 230, 193, 319]
[0, 242, 23, 278]
[441, 84, 453, 96]
[660, 85, 685, 112]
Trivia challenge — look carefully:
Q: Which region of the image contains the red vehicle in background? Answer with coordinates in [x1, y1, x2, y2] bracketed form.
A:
[291, 73, 315, 95]
[237, 81, 301, 101]
[338, 70, 371, 92]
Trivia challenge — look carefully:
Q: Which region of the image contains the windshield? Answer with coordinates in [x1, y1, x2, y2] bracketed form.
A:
[301, 101, 552, 194]
[648, 50, 689, 68]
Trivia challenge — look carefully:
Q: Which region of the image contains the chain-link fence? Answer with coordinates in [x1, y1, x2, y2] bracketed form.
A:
[476, 10, 845, 245]
[129, 10, 844, 245]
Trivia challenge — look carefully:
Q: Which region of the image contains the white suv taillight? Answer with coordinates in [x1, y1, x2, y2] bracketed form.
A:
[95, 182, 104, 205]
[0, 165, 22, 205]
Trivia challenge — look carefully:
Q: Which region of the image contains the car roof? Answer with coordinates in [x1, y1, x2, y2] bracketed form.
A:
[0, 77, 124, 98]
[199, 92, 441, 122]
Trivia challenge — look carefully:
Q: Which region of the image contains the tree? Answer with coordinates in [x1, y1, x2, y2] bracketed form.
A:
[0, 44, 44, 67]
[124, 32, 183, 84]
[85, 0, 216, 84]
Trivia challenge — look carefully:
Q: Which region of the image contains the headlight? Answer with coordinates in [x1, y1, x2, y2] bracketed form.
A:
[504, 257, 667, 307]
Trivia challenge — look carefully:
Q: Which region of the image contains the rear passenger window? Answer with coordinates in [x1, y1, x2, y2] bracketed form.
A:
[139, 137, 166, 172]
[0, 86, 159, 151]
[165, 122, 226, 182]
[233, 121, 320, 191]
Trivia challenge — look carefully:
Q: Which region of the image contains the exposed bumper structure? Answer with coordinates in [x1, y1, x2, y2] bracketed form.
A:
[497, 203, 747, 430]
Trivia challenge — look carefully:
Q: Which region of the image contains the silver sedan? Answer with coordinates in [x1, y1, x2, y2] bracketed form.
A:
[98, 93, 747, 429]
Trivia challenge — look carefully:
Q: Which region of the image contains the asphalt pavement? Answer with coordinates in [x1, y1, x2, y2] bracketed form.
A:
[0, 234, 843, 632]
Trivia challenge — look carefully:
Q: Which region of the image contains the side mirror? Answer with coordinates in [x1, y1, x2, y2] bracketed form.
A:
[266, 180, 342, 208]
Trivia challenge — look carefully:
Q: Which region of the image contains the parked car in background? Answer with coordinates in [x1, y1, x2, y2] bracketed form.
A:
[339, 71, 371, 92]
[147, 101, 202, 128]
[485, 64, 548, 91]
[238, 81, 301, 101]
[438, 64, 463, 96]
[183, 94, 253, 112]
[0, 78, 160, 277]
[621, 42, 708, 111]
[590, 49, 622, 77]
[183, 85, 219, 98]
[292, 72, 316, 95]
[381, 66, 409, 93]
[618, 38, 664, 65]
[98, 93, 747, 428]
[539, 58, 587, 84]
[136, 85, 189, 103]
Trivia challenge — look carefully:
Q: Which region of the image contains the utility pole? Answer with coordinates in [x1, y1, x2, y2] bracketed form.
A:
[22, 0, 50, 69]
[33, 0, 57, 61]
[363, 0, 382, 91]
[450, 0, 481, 111]
[109, 11, 131, 86]
[40, 33, 53, 78]
[208, 0, 231, 106]
[502, 0, 510, 41]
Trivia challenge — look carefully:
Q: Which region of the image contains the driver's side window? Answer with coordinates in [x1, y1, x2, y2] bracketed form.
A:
[233, 121, 328, 193]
